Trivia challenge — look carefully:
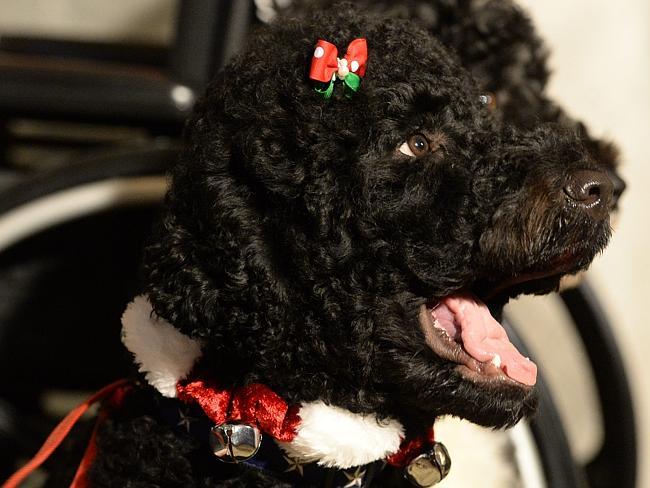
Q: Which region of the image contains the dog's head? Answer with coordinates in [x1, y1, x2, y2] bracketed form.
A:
[144, 7, 613, 430]
[282, 0, 626, 212]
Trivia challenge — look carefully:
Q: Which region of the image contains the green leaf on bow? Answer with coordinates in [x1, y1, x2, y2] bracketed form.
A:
[315, 79, 335, 99]
[344, 73, 361, 94]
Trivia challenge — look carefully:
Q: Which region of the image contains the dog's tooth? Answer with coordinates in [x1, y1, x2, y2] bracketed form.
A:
[432, 317, 444, 332]
[432, 317, 452, 340]
[490, 354, 502, 368]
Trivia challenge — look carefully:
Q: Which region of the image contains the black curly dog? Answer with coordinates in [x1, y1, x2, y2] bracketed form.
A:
[74, 5, 614, 487]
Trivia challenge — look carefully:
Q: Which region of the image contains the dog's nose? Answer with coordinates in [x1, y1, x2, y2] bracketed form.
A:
[606, 168, 626, 210]
[564, 169, 614, 219]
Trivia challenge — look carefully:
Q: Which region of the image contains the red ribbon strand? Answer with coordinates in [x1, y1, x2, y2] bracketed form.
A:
[386, 426, 436, 468]
[2, 379, 132, 488]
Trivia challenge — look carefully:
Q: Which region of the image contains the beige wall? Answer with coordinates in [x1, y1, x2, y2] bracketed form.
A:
[518, 1, 650, 486]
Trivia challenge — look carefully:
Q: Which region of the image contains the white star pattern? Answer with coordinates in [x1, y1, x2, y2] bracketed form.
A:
[343, 466, 366, 487]
[282, 454, 305, 477]
[177, 408, 195, 433]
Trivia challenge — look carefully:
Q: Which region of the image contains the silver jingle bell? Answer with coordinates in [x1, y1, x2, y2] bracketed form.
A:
[404, 442, 451, 487]
[209, 422, 262, 463]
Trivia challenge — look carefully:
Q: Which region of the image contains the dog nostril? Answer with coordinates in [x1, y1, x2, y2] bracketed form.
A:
[564, 169, 614, 219]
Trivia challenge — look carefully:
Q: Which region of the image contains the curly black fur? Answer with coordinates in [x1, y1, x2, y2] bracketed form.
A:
[284, 0, 625, 207]
[87, 5, 614, 486]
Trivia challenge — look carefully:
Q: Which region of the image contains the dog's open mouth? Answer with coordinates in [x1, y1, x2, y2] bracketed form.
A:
[419, 293, 537, 387]
[418, 245, 606, 388]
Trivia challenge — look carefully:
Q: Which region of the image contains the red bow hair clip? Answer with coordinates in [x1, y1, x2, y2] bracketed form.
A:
[309, 38, 368, 99]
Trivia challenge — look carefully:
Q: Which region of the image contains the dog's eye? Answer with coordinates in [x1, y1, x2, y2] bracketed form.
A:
[399, 133, 430, 157]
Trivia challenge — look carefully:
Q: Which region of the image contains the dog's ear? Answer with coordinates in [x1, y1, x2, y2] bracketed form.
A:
[140, 34, 364, 341]
[141, 129, 283, 341]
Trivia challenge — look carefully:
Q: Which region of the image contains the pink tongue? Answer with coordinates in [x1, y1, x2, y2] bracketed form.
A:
[433, 294, 537, 386]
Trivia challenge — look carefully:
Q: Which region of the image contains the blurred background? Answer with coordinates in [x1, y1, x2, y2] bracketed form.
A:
[517, 1, 650, 486]
[0, 1, 646, 487]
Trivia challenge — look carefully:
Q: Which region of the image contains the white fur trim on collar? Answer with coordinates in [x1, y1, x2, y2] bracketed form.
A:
[278, 401, 404, 469]
[121, 295, 203, 397]
[120, 296, 404, 468]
